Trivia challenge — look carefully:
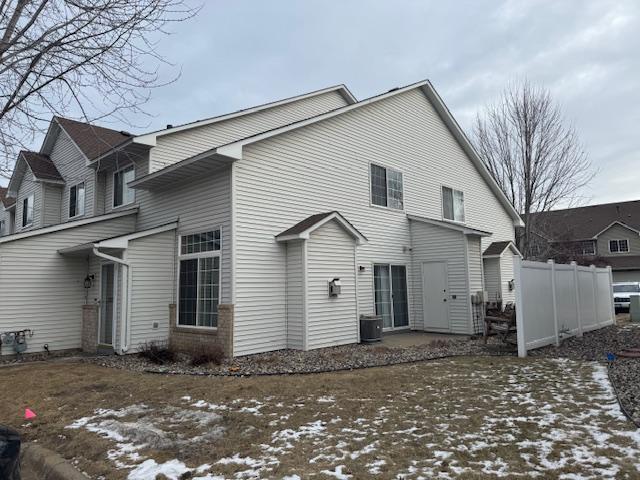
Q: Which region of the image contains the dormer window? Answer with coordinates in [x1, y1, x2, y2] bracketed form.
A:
[69, 182, 85, 218]
[442, 186, 465, 223]
[370, 163, 403, 209]
[22, 195, 33, 227]
[113, 165, 135, 208]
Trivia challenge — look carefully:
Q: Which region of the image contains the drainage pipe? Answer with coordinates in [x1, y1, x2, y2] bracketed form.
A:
[92, 247, 131, 355]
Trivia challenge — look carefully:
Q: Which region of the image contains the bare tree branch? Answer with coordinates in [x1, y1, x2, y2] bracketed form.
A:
[473, 79, 596, 259]
[0, 0, 198, 179]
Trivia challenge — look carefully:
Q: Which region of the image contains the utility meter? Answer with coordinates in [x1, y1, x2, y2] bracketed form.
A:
[328, 278, 342, 297]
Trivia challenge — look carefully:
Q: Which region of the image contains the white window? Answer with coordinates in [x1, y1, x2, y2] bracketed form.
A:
[178, 229, 221, 328]
[69, 182, 85, 218]
[113, 165, 135, 207]
[22, 194, 33, 227]
[609, 239, 629, 253]
[370, 164, 403, 209]
[0, 219, 4, 235]
[578, 240, 596, 255]
[442, 186, 465, 223]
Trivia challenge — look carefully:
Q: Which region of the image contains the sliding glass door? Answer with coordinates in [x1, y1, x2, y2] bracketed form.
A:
[374, 264, 409, 330]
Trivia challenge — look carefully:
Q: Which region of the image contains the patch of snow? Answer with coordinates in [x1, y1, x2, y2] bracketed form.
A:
[320, 465, 352, 479]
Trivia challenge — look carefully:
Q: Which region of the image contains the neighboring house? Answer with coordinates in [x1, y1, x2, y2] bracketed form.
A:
[0, 80, 523, 357]
[528, 200, 640, 283]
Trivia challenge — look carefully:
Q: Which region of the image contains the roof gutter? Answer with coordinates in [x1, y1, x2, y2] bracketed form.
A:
[92, 247, 131, 355]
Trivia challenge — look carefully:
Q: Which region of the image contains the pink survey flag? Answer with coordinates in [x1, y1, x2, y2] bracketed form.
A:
[24, 408, 36, 420]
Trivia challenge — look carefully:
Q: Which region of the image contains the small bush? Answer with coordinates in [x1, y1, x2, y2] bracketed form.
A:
[139, 341, 176, 365]
[190, 344, 225, 367]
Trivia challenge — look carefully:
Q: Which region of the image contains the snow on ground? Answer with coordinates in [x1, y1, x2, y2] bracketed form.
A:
[66, 358, 640, 479]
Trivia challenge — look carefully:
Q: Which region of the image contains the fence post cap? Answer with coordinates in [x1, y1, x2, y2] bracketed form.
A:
[570, 261, 577, 265]
[590, 264, 596, 270]
[547, 259, 555, 264]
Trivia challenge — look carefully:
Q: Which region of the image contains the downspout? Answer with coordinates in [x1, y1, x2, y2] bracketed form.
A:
[92, 247, 131, 354]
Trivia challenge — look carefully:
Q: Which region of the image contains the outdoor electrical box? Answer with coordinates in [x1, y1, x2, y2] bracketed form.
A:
[631, 296, 640, 322]
[328, 278, 342, 297]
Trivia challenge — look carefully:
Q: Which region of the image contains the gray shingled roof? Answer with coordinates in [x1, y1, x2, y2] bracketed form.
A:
[55, 116, 132, 161]
[529, 200, 640, 240]
[276, 212, 337, 238]
[21, 151, 63, 181]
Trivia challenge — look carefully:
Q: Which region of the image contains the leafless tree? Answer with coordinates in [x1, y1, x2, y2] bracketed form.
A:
[473, 80, 595, 258]
[0, 0, 197, 178]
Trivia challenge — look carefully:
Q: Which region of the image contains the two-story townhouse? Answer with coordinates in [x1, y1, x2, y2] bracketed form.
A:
[528, 200, 640, 283]
[0, 80, 523, 357]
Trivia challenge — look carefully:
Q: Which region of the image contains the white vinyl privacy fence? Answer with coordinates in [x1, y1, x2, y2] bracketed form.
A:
[514, 258, 615, 357]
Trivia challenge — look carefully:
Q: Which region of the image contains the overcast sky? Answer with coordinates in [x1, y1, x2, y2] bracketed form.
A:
[16, 0, 640, 206]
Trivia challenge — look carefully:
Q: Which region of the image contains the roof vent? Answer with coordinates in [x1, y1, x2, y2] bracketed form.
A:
[166, 124, 173, 129]
[119, 130, 131, 136]
[387, 87, 400, 93]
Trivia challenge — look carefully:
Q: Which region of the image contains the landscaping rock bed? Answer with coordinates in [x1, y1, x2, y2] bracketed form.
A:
[531, 319, 640, 426]
[83, 336, 514, 376]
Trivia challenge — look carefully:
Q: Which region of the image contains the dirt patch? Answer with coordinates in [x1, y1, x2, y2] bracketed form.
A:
[2, 357, 639, 479]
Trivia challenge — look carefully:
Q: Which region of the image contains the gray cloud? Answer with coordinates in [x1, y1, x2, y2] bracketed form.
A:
[10, 0, 640, 205]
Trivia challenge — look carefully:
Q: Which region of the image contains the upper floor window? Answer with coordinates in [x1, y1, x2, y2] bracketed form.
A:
[578, 240, 596, 256]
[69, 182, 85, 218]
[178, 229, 222, 328]
[442, 186, 465, 223]
[609, 239, 629, 253]
[113, 165, 135, 208]
[370, 163, 403, 209]
[22, 195, 33, 227]
[0, 219, 4, 236]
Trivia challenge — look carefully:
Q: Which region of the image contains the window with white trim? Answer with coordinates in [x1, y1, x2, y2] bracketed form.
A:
[22, 194, 33, 227]
[609, 239, 629, 253]
[578, 240, 596, 255]
[442, 186, 465, 222]
[113, 165, 135, 207]
[178, 229, 221, 328]
[69, 182, 85, 218]
[370, 163, 403, 209]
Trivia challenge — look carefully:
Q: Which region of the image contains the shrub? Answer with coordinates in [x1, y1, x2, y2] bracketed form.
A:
[138, 341, 176, 365]
[190, 344, 225, 366]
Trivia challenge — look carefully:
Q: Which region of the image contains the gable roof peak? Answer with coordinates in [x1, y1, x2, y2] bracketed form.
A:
[52, 116, 133, 161]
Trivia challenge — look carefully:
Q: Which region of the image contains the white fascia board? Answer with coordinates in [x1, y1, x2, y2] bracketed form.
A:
[131, 85, 356, 146]
[0, 208, 138, 244]
[6, 155, 28, 196]
[215, 80, 431, 160]
[98, 222, 177, 249]
[593, 220, 640, 239]
[407, 214, 492, 237]
[418, 82, 524, 228]
[276, 212, 367, 245]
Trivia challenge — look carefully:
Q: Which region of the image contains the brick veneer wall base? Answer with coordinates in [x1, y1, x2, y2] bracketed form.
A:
[82, 304, 99, 353]
[169, 303, 234, 357]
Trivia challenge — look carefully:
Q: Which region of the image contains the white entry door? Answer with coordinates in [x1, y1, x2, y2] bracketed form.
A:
[422, 261, 450, 331]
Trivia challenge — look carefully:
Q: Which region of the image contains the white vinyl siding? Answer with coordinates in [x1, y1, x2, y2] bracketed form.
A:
[483, 257, 502, 304]
[500, 253, 516, 305]
[149, 90, 349, 172]
[306, 220, 358, 349]
[410, 220, 471, 334]
[134, 167, 231, 304]
[52, 130, 96, 222]
[233, 88, 515, 354]
[467, 236, 484, 297]
[127, 229, 176, 350]
[42, 184, 63, 226]
[285, 240, 304, 349]
[0, 214, 136, 355]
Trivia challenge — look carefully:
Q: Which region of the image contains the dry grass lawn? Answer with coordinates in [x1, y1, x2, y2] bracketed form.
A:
[1, 356, 639, 479]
